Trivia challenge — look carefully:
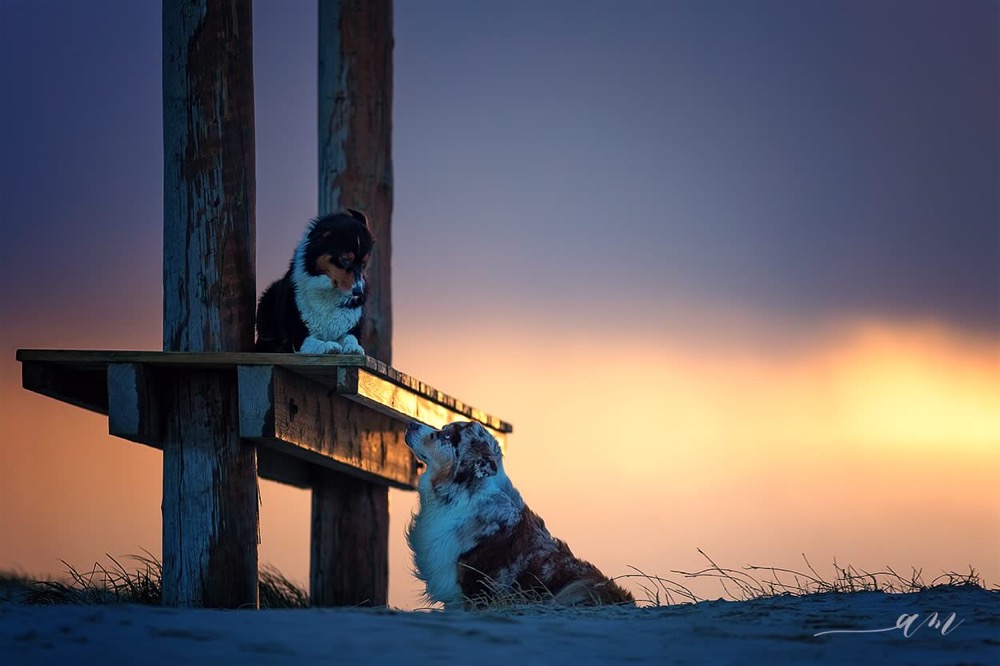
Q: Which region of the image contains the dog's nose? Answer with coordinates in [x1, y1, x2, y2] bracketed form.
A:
[352, 282, 364, 297]
[406, 421, 422, 435]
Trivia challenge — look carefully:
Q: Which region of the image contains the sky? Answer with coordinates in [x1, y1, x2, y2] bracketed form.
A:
[0, 0, 997, 609]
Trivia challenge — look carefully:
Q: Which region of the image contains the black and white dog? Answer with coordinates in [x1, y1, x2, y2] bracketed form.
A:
[405, 420, 635, 608]
[255, 210, 374, 354]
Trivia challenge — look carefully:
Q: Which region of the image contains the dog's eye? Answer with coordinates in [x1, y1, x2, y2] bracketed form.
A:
[444, 429, 461, 447]
[337, 256, 353, 270]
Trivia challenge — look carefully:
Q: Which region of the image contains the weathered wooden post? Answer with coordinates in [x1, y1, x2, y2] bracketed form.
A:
[161, 0, 259, 608]
[312, 0, 394, 606]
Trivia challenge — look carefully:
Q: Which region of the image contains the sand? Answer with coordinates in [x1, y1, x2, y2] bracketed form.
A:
[1, 586, 997, 665]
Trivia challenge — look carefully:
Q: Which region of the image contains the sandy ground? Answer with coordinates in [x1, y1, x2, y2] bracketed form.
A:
[1, 586, 997, 665]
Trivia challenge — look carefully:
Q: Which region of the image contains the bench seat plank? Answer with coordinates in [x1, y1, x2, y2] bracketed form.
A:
[17, 349, 512, 490]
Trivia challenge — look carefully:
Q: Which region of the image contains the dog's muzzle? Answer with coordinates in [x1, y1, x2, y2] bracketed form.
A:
[405, 421, 434, 458]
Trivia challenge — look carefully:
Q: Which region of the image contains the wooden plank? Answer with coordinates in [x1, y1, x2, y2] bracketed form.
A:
[93, 364, 333, 488]
[257, 448, 312, 489]
[16, 350, 513, 434]
[16, 349, 367, 369]
[107, 363, 162, 446]
[238, 365, 417, 490]
[238, 365, 276, 437]
[20, 353, 504, 480]
[161, 0, 259, 609]
[338, 367, 509, 447]
[20, 360, 108, 415]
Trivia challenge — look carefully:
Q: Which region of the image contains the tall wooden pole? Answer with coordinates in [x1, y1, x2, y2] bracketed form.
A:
[312, 0, 394, 607]
[161, 0, 259, 608]
[318, 0, 393, 363]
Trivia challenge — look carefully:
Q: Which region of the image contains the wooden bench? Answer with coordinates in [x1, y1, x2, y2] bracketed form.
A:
[15, 0, 505, 609]
[17, 350, 510, 487]
[17, 349, 511, 607]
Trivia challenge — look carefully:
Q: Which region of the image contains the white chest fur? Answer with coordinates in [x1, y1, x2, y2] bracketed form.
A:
[293, 278, 361, 341]
[291, 240, 362, 349]
[407, 473, 523, 608]
[408, 498, 474, 607]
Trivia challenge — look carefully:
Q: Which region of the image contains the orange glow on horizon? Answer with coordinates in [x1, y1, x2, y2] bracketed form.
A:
[830, 325, 1000, 452]
[388, 317, 999, 605]
[1, 317, 997, 609]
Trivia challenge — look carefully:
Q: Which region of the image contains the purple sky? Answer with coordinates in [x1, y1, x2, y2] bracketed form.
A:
[1, 0, 996, 344]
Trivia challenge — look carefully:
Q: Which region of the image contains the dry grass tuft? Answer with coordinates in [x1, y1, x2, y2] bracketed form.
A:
[455, 565, 637, 614]
[4, 549, 989, 612]
[0, 552, 309, 609]
[461, 570, 556, 611]
[617, 549, 989, 607]
[19, 551, 162, 606]
[258, 564, 310, 609]
[416, 552, 992, 613]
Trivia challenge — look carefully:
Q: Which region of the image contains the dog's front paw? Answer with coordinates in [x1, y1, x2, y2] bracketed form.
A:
[321, 340, 344, 354]
[299, 335, 342, 354]
[339, 334, 365, 355]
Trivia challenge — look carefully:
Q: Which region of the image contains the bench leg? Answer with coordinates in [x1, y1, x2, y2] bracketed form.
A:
[161, 370, 260, 608]
[310, 470, 389, 606]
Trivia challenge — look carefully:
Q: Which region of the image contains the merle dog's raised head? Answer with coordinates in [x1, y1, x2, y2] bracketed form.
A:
[405, 421, 503, 494]
[299, 209, 374, 307]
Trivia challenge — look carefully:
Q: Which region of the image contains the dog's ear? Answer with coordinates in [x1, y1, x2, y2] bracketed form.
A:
[469, 422, 502, 457]
[453, 456, 498, 486]
[347, 208, 370, 228]
[453, 432, 500, 486]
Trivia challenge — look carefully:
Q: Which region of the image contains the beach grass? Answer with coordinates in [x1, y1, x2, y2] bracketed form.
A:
[616, 549, 989, 608]
[0, 553, 308, 609]
[1, 549, 990, 611]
